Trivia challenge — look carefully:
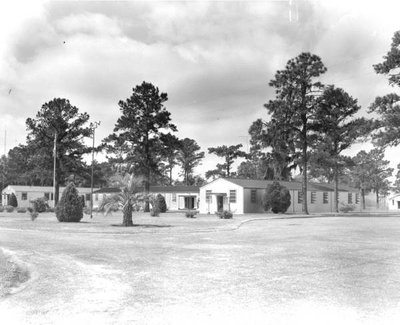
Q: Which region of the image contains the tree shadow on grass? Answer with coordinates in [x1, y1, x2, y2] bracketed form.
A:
[111, 224, 173, 228]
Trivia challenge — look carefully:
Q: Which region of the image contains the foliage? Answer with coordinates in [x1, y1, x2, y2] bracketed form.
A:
[17, 208, 26, 213]
[262, 53, 327, 213]
[30, 197, 49, 213]
[9, 193, 18, 207]
[262, 181, 291, 214]
[217, 210, 233, 219]
[103, 82, 177, 211]
[160, 133, 182, 185]
[56, 182, 84, 222]
[185, 210, 197, 218]
[368, 93, 400, 147]
[26, 98, 94, 204]
[392, 163, 400, 193]
[5, 206, 14, 213]
[155, 194, 167, 213]
[0, 206, 4, 212]
[339, 204, 356, 213]
[207, 144, 247, 178]
[177, 138, 205, 185]
[248, 119, 297, 181]
[30, 211, 39, 221]
[373, 30, 400, 86]
[311, 85, 370, 212]
[100, 174, 144, 226]
[350, 148, 393, 208]
[369, 31, 400, 149]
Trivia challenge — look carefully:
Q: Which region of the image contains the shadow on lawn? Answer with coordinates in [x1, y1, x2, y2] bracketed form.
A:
[111, 224, 173, 228]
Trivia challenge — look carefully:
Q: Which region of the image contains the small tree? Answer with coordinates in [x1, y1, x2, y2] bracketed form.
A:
[31, 197, 49, 213]
[56, 183, 83, 222]
[100, 174, 144, 226]
[9, 193, 18, 207]
[156, 194, 167, 213]
[262, 181, 291, 213]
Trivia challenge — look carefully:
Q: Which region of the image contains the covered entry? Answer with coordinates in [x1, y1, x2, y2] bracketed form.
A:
[178, 195, 197, 209]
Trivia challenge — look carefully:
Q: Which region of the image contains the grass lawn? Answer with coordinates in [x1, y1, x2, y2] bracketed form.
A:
[1, 211, 400, 324]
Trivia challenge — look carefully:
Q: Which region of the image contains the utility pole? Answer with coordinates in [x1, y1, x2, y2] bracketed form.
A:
[90, 121, 100, 218]
[53, 131, 57, 208]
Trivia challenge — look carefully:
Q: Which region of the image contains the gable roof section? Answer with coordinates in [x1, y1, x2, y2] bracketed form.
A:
[221, 178, 357, 192]
[3, 185, 97, 193]
[93, 185, 200, 194]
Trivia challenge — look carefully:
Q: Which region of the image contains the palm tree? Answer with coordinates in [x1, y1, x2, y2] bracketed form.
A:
[100, 174, 144, 226]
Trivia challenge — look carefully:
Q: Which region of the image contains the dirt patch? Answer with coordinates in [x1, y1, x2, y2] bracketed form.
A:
[0, 250, 30, 297]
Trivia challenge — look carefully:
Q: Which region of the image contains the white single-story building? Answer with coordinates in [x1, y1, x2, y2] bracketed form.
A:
[1, 185, 99, 208]
[387, 193, 400, 211]
[93, 185, 200, 211]
[199, 178, 360, 214]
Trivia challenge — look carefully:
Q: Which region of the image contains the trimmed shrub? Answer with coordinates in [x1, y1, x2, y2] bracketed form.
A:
[30, 211, 39, 221]
[0, 206, 4, 212]
[339, 204, 356, 213]
[217, 210, 233, 219]
[262, 181, 291, 214]
[17, 207, 27, 213]
[56, 183, 83, 222]
[5, 206, 14, 213]
[31, 197, 49, 213]
[185, 210, 197, 218]
[150, 208, 160, 217]
[9, 193, 18, 207]
[156, 194, 167, 213]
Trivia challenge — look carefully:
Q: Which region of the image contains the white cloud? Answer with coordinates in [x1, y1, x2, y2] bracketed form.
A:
[1, 0, 400, 178]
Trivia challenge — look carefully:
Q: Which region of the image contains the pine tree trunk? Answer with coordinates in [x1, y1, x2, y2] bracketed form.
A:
[334, 162, 339, 213]
[302, 126, 308, 215]
[122, 203, 133, 226]
[361, 188, 366, 210]
[376, 190, 379, 209]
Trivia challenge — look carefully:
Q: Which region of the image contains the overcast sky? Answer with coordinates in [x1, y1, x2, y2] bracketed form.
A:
[0, 0, 399, 178]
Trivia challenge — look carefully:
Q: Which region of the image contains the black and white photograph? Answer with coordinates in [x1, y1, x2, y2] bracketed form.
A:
[1, 0, 400, 324]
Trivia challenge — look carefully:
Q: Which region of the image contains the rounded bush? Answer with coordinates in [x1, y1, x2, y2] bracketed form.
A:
[262, 181, 291, 214]
[56, 183, 83, 222]
[156, 194, 167, 213]
[9, 193, 18, 207]
[31, 197, 49, 213]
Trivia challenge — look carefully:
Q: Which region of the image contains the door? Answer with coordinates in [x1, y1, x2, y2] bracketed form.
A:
[184, 196, 195, 209]
[217, 195, 224, 212]
[397, 201, 400, 209]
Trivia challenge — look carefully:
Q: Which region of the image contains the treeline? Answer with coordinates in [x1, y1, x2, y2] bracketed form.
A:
[1, 31, 400, 213]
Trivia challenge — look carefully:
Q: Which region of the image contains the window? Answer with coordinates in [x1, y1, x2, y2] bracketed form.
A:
[21, 192, 27, 201]
[85, 193, 91, 201]
[323, 192, 328, 204]
[95, 194, 98, 201]
[311, 192, 316, 204]
[205, 190, 211, 203]
[251, 189, 257, 203]
[44, 192, 50, 200]
[229, 190, 236, 203]
[172, 193, 177, 202]
[298, 191, 303, 204]
[348, 193, 353, 204]
[355, 193, 360, 204]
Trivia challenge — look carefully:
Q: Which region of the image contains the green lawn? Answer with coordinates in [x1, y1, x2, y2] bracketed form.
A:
[1, 211, 400, 324]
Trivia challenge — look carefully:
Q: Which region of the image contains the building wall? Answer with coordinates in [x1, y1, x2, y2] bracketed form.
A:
[199, 179, 244, 214]
[155, 192, 199, 211]
[200, 180, 361, 215]
[93, 191, 200, 211]
[2, 186, 96, 208]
